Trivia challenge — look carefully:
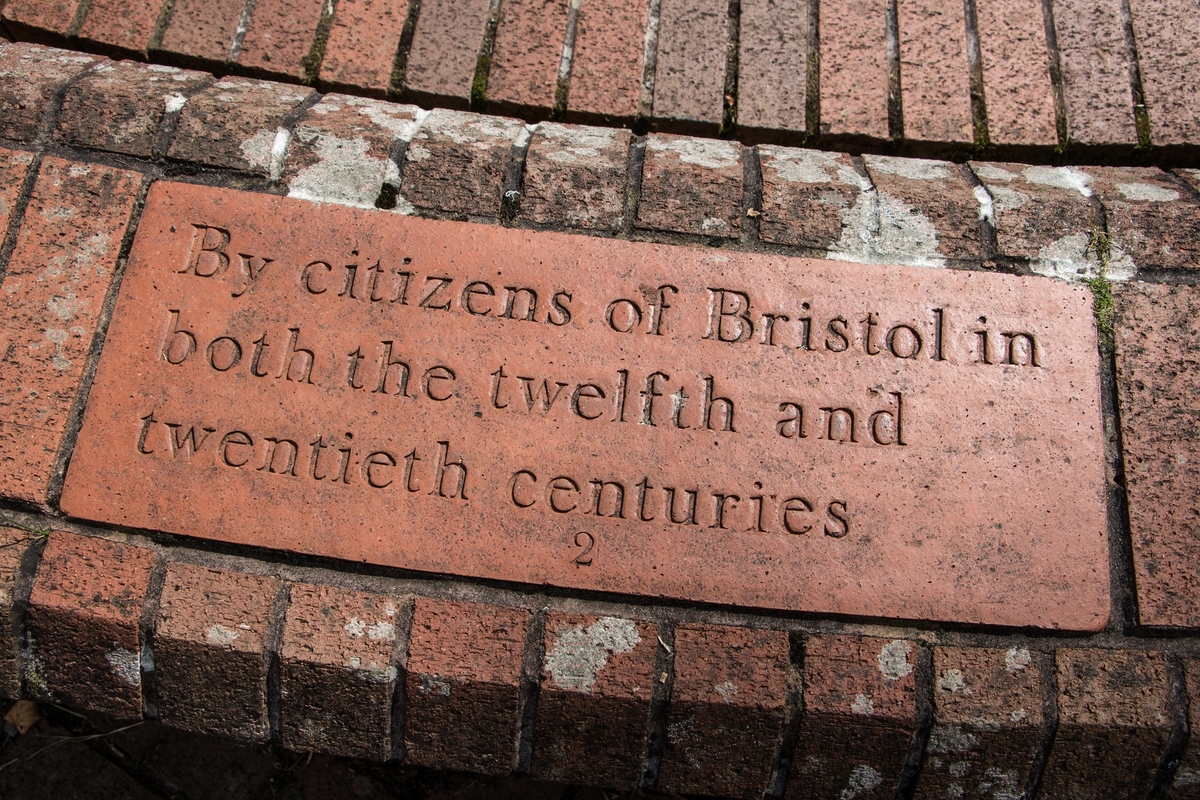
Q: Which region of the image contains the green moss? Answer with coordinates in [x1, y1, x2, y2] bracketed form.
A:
[1085, 227, 1116, 353]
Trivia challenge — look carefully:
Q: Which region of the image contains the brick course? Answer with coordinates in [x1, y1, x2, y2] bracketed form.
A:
[75, 0, 163, 55]
[737, 0, 808, 135]
[0, 43, 100, 141]
[819, 0, 888, 141]
[566, 0, 648, 121]
[319, 0, 412, 94]
[402, 0, 493, 106]
[897, 0, 972, 145]
[1051, 0, 1137, 147]
[519, 122, 630, 230]
[652, 0, 727, 127]
[637, 133, 742, 237]
[486, 0, 570, 114]
[236, 0, 326, 80]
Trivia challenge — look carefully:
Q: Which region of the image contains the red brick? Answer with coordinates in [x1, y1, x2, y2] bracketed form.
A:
[1127, 0, 1200, 146]
[976, 0, 1057, 147]
[0, 526, 36, 698]
[567, 0, 648, 121]
[156, 0, 246, 65]
[737, 0, 808, 134]
[0, 157, 142, 505]
[519, 121, 630, 230]
[76, 0, 165, 55]
[788, 635, 917, 800]
[1174, 659, 1200, 798]
[915, 646, 1044, 800]
[862, 154, 983, 263]
[56, 61, 210, 158]
[0, 0, 80, 40]
[819, 0, 888, 140]
[0, 147, 35, 243]
[1041, 649, 1171, 798]
[898, 0, 971, 144]
[652, 0, 726, 126]
[1051, 0, 1137, 146]
[757, 145, 868, 251]
[403, 0, 493, 105]
[531, 613, 657, 789]
[1089, 166, 1200, 271]
[1115, 283, 1200, 627]
[1177, 168, 1200, 197]
[398, 108, 523, 216]
[636, 133, 741, 237]
[26, 532, 157, 717]
[236, 0, 325, 80]
[319, 0, 412, 94]
[403, 598, 528, 773]
[280, 583, 401, 759]
[487, 0, 569, 113]
[657, 624, 789, 798]
[167, 77, 314, 175]
[0, 43, 101, 141]
[154, 562, 280, 740]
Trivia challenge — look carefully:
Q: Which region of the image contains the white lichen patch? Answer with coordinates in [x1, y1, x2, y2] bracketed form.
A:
[865, 154, 952, 182]
[1117, 181, 1180, 202]
[545, 616, 640, 693]
[287, 130, 389, 208]
[851, 693, 874, 715]
[1004, 647, 1031, 673]
[760, 146, 868, 188]
[978, 766, 1022, 800]
[830, 191, 946, 268]
[974, 184, 996, 226]
[988, 185, 1028, 214]
[106, 648, 141, 687]
[939, 668, 969, 694]
[1023, 165, 1094, 197]
[700, 216, 729, 234]
[878, 639, 914, 681]
[536, 122, 619, 165]
[714, 680, 738, 702]
[239, 128, 279, 173]
[514, 122, 535, 150]
[840, 764, 882, 800]
[344, 617, 366, 637]
[949, 761, 971, 777]
[164, 93, 188, 114]
[647, 135, 740, 170]
[367, 621, 395, 641]
[1010, 708, 1028, 723]
[971, 163, 1018, 183]
[347, 657, 397, 683]
[420, 675, 451, 696]
[205, 624, 240, 647]
[415, 109, 523, 148]
[1031, 233, 1136, 282]
[928, 725, 979, 754]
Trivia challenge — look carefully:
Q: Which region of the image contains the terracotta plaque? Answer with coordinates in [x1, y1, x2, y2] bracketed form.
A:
[62, 182, 1110, 629]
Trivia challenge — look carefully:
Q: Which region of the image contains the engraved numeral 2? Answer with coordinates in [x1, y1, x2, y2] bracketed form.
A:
[572, 531, 595, 566]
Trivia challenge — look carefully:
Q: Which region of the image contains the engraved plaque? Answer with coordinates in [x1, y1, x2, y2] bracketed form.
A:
[62, 182, 1110, 629]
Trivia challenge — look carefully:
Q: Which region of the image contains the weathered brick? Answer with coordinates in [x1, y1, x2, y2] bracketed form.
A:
[657, 624, 789, 798]
[1127, 0, 1200, 146]
[0, 147, 35, 241]
[1089, 166, 1200, 271]
[156, 0, 245, 65]
[319, 0, 412, 94]
[862, 154, 983, 263]
[155, 562, 280, 740]
[487, 0, 569, 113]
[737, 0, 808, 134]
[1052, 0, 1137, 146]
[403, 598, 528, 773]
[636, 133, 741, 237]
[1177, 168, 1200, 197]
[530, 613, 657, 789]
[237, 0, 324, 80]
[788, 636, 917, 800]
[969, 161, 1108, 279]
[915, 646, 1044, 800]
[0, 0, 80, 40]
[820, 0, 888, 140]
[652, 0, 726, 126]
[976, 0, 1057, 146]
[757, 145, 868, 251]
[0, 526, 35, 698]
[280, 583, 400, 759]
[1041, 649, 1171, 798]
[167, 77, 314, 175]
[0, 157, 142, 505]
[519, 122, 630, 230]
[898, 0, 971, 144]
[398, 109, 522, 216]
[1173, 659, 1200, 798]
[403, 0, 493, 105]
[1115, 283, 1200, 628]
[56, 61, 210, 158]
[76, 0, 164, 55]
[283, 93, 420, 208]
[567, 0, 648, 121]
[0, 43, 101, 141]
[26, 532, 157, 718]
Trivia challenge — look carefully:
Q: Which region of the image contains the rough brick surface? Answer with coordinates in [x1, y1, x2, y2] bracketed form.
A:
[283, 93, 419, 208]
[976, 0, 1057, 146]
[56, 60, 210, 158]
[657, 625, 789, 799]
[487, 0, 569, 112]
[1041, 649, 1171, 798]
[403, 0, 493, 104]
[156, 0, 246, 65]
[167, 77, 314, 174]
[862, 155, 983, 263]
[76, 0, 164, 54]
[636, 133, 742, 237]
[1127, 0, 1200, 146]
[1115, 283, 1200, 627]
[652, 0, 726, 126]
[530, 613, 657, 789]
[969, 161, 1107, 279]
[0, 43, 100, 141]
[280, 583, 401, 759]
[820, 0, 888, 140]
[916, 646, 1044, 800]
[403, 598, 528, 773]
[0, 526, 34, 698]
[399, 108, 522, 216]
[737, 0, 807, 133]
[1174, 659, 1200, 797]
[237, 0, 325, 79]
[0, 0, 81, 40]
[757, 145, 868, 251]
[1052, 0, 1137, 146]
[1089, 166, 1200, 271]
[519, 121, 630, 230]
[0, 157, 141, 505]
[567, 0, 648, 121]
[898, 0, 971, 144]
[319, 0, 412, 93]
[26, 532, 157, 718]
[0, 147, 35, 241]
[155, 562, 280, 740]
[788, 635, 917, 800]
